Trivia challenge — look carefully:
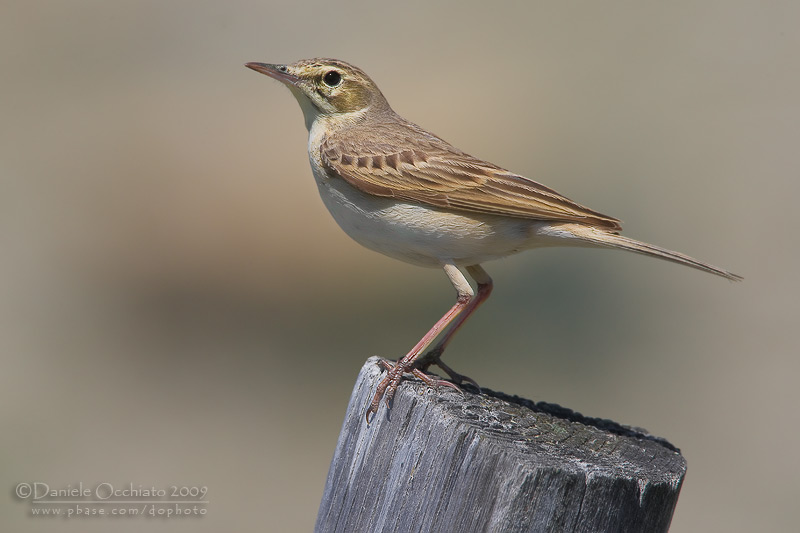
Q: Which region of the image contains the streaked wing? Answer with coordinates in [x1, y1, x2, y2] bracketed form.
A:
[320, 119, 622, 231]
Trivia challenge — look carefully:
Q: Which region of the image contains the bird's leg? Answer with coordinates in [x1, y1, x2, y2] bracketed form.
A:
[418, 265, 493, 388]
[366, 264, 474, 422]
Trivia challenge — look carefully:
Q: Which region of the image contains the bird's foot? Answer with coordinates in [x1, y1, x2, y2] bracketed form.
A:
[365, 358, 462, 423]
[417, 348, 481, 391]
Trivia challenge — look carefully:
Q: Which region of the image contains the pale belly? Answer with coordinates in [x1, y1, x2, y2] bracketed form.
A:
[314, 176, 548, 267]
[303, 120, 575, 267]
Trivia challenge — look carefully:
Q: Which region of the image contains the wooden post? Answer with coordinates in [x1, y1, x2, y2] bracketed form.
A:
[316, 357, 686, 533]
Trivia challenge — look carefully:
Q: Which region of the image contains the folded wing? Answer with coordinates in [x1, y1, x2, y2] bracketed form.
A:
[320, 119, 622, 232]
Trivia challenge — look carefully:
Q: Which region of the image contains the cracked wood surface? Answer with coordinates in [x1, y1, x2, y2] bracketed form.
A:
[316, 357, 685, 533]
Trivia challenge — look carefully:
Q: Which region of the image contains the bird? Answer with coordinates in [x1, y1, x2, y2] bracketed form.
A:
[245, 58, 741, 422]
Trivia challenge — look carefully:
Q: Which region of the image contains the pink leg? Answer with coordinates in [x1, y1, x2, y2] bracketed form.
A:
[366, 264, 475, 422]
[418, 265, 493, 386]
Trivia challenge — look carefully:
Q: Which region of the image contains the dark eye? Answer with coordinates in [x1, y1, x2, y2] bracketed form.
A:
[322, 70, 342, 87]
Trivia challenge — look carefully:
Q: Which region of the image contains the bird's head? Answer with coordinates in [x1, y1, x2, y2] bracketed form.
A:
[246, 58, 389, 130]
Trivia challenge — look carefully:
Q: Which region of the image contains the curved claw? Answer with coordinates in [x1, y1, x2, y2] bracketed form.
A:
[410, 368, 464, 395]
[418, 353, 481, 392]
[366, 358, 468, 422]
[437, 359, 481, 391]
[366, 359, 406, 422]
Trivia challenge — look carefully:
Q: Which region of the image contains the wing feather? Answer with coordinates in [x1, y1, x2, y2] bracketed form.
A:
[320, 119, 622, 231]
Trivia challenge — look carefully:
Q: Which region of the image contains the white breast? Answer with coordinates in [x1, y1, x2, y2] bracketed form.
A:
[304, 120, 556, 268]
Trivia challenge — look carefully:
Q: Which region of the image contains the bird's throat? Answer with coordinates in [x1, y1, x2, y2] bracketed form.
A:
[288, 87, 322, 132]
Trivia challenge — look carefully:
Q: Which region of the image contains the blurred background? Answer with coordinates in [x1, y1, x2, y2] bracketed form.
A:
[1, 1, 796, 531]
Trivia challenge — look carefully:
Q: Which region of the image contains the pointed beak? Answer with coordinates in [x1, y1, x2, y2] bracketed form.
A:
[245, 62, 300, 86]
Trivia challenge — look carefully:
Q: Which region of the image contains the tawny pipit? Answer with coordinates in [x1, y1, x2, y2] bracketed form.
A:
[246, 58, 741, 422]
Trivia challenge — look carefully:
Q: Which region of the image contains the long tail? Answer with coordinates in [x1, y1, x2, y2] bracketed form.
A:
[555, 223, 742, 281]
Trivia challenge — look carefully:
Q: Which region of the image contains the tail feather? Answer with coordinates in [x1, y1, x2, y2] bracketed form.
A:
[559, 224, 742, 281]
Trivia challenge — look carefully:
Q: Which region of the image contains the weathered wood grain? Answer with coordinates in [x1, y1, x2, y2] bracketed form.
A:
[316, 357, 686, 533]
